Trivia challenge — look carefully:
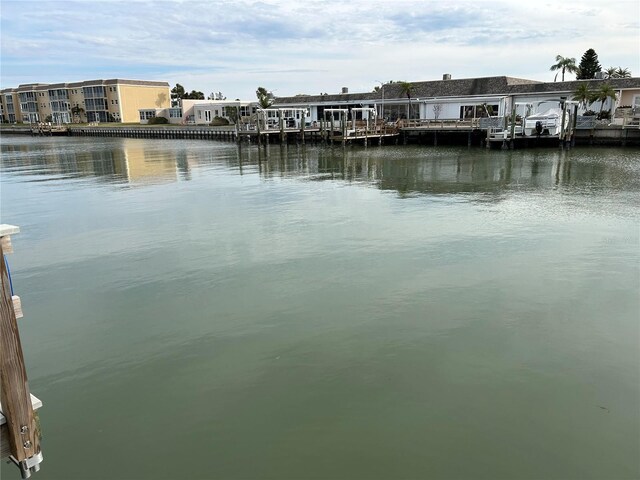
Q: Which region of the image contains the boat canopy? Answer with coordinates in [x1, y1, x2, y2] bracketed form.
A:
[526, 108, 562, 120]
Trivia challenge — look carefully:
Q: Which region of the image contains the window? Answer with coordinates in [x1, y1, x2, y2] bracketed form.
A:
[459, 104, 499, 119]
[139, 110, 156, 120]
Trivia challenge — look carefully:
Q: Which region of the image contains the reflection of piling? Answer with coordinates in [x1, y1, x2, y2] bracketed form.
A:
[0, 224, 43, 478]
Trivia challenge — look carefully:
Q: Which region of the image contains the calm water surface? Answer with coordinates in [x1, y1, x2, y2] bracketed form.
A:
[1, 136, 639, 480]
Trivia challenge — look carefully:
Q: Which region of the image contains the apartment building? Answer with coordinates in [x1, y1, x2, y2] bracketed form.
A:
[0, 79, 170, 124]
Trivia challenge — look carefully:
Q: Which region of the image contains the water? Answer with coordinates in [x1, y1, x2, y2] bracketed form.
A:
[1, 136, 638, 480]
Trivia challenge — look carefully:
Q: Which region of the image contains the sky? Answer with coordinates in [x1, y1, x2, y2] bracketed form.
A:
[1, 0, 638, 99]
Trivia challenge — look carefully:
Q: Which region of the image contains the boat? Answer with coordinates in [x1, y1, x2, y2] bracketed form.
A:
[524, 108, 568, 136]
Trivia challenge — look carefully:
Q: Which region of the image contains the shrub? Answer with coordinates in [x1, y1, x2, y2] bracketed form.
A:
[597, 110, 611, 120]
[210, 116, 229, 126]
[582, 110, 597, 116]
[147, 116, 168, 125]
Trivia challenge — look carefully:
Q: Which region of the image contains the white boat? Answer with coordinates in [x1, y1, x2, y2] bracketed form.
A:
[524, 108, 568, 136]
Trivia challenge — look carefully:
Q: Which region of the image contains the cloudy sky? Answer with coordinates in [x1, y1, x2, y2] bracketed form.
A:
[1, 0, 638, 98]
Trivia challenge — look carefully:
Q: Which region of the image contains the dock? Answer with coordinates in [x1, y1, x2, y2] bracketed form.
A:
[1, 112, 638, 147]
[30, 123, 68, 136]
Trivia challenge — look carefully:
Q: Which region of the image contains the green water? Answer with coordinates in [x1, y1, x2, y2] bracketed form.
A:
[1, 136, 638, 480]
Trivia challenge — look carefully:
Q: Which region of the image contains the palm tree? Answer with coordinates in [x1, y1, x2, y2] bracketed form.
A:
[71, 105, 85, 123]
[604, 67, 618, 79]
[398, 81, 414, 119]
[572, 84, 594, 111]
[256, 87, 273, 109]
[615, 67, 631, 78]
[594, 83, 617, 117]
[550, 55, 578, 82]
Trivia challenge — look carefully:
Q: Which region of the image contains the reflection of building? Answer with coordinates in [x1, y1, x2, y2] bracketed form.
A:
[0, 139, 181, 184]
[121, 143, 178, 183]
[0, 79, 170, 124]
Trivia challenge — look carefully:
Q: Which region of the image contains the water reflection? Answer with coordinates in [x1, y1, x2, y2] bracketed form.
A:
[1, 138, 179, 185]
[1, 135, 639, 480]
[2, 136, 639, 199]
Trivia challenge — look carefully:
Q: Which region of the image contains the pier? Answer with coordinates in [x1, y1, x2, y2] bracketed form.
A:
[30, 123, 68, 136]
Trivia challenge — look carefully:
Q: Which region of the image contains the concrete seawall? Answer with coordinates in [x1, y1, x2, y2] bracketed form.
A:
[2, 125, 639, 147]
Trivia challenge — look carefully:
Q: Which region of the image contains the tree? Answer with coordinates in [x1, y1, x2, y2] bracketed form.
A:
[572, 84, 595, 111]
[432, 104, 443, 120]
[604, 67, 618, 79]
[185, 90, 204, 100]
[550, 55, 578, 82]
[171, 83, 185, 106]
[594, 83, 617, 117]
[171, 84, 204, 103]
[256, 87, 273, 109]
[398, 81, 415, 119]
[576, 49, 602, 79]
[604, 66, 632, 79]
[614, 67, 631, 78]
[71, 105, 84, 123]
[224, 106, 239, 123]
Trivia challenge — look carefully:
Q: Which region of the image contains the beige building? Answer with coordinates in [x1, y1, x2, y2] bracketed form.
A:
[1, 79, 170, 124]
[1, 89, 22, 123]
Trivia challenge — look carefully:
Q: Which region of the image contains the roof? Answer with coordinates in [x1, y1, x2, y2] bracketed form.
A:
[9, 79, 170, 92]
[274, 76, 640, 105]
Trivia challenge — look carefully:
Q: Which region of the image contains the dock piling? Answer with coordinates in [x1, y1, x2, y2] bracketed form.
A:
[0, 225, 43, 478]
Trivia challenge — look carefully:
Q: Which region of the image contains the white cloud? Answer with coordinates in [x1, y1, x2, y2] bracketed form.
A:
[1, 0, 638, 98]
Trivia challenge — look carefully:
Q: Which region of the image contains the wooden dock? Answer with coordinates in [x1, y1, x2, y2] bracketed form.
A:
[399, 118, 480, 131]
[1, 115, 638, 147]
[30, 124, 68, 136]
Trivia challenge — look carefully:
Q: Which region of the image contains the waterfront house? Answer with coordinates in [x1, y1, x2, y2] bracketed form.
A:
[139, 99, 259, 125]
[273, 75, 640, 124]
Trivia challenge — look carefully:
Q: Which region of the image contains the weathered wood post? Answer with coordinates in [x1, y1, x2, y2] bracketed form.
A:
[257, 114, 262, 147]
[279, 110, 285, 144]
[571, 104, 578, 148]
[559, 97, 567, 149]
[0, 224, 43, 478]
[509, 101, 517, 150]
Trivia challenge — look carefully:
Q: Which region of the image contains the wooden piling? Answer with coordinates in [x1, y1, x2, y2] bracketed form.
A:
[0, 224, 43, 478]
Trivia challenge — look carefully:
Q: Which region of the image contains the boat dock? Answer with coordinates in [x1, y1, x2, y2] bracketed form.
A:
[1, 114, 638, 148]
[30, 123, 68, 136]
